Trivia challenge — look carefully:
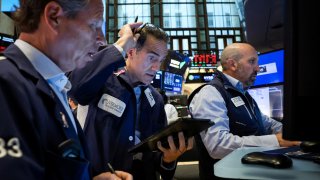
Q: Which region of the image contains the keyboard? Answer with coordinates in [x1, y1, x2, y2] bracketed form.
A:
[263, 146, 320, 164]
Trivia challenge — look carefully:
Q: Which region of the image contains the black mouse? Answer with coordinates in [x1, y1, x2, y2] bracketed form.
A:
[300, 141, 320, 153]
[241, 152, 292, 168]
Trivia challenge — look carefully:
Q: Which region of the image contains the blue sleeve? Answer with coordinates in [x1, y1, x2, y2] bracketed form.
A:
[69, 45, 126, 105]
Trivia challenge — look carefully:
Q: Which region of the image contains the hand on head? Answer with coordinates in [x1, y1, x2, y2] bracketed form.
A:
[157, 132, 194, 163]
[115, 22, 143, 54]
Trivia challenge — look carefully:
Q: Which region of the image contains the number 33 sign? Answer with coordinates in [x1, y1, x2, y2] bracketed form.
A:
[0, 137, 23, 158]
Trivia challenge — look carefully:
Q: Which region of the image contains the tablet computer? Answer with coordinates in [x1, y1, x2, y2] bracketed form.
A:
[128, 117, 214, 154]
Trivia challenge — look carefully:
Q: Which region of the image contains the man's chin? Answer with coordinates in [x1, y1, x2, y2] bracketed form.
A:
[250, 77, 256, 84]
[142, 80, 152, 86]
[248, 82, 255, 87]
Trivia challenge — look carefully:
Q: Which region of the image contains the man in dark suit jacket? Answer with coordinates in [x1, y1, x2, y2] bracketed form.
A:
[0, 0, 141, 179]
[70, 24, 194, 180]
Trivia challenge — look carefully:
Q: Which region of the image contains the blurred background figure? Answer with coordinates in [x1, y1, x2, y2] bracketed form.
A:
[159, 89, 179, 124]
[68, 97, 79, 117]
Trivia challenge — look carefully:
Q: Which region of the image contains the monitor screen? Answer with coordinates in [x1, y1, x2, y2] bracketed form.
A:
[1, 0, 19, 11]
[203, 73, 214, 82]
[0, 33, 15, 53]
[248, 84, 283, 121]
[190, 54, 217, 68]
[185, 73, 215, 83]
[282, 0, 319, 141]
[161, 50, 190, 76]
[186, 73, 202, 83]
[167, 95, 188, 106]
[150, 71, 163, 89]
[163, 71, 183, 94]
[254, 49, 284, 86]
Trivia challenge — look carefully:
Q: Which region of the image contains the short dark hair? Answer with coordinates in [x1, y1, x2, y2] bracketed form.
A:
[135, 23, 169, 51]
[69, 97, 79, 105]
[13, 0, 90, 33]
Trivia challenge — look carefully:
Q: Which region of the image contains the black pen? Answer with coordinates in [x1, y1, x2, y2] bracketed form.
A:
[135, 23, 147, 34]
[132, 16, 139, 33]
[107, 162, 116, 174]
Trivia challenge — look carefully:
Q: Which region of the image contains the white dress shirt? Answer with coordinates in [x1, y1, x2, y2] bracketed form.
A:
[189, 73, 282, 159]
[164, 103, 179, 124]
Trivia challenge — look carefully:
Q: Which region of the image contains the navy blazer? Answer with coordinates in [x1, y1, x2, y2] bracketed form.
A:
[0, 44, 89, 180]
[83, 74, 175, 180]
[69, 47, 176, 180]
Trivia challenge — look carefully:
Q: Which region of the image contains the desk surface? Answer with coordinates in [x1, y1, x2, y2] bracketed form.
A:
[214, 147, 320, 180]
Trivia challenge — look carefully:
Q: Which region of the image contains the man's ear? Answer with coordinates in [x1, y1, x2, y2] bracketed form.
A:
[127, 48, 136, 58]
[43, 1, 64, 34]
[226, 58, 237, 71]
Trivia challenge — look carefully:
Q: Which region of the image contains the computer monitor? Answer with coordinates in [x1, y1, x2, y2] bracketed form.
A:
[0, 33, 15, 53]
[167, 95, 188, 106]
[163, 71, 183, 94]
[185, 73, 215, 83]
[167, 95, 189, 117]
[282, 0, 319, 141]
[150, 71, 163, 89]
[190, 54, 217, 68]
[254, 49, 284, 86]
[248, 84, 283, 121]
[1, 0, 19, 11]
[161, 50, 190, 76]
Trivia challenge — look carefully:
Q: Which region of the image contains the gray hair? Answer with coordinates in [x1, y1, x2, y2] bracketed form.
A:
[13, 0, 90, 33]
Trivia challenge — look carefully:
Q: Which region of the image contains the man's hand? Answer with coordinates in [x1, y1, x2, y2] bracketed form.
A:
[115, 22, 143, 53]
[276, 133, 301, 147]
[157, 132, 194, 163]
[93, 171, 133, 180]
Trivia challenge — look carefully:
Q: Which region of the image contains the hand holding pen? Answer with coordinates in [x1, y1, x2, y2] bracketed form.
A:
[107, 163, 116, 174]
[108, 163, 133, 180]
[115, 17, 143, 54]
[132, 16, 148, 35]
[92, 163, 133, 180]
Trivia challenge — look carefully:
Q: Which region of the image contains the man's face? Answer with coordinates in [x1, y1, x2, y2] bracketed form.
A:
[129, 35, 168, 85]
[234, 48, 259, 88]
[55, 0, 105, 72]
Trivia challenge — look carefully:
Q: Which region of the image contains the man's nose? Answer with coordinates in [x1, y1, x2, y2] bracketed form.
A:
[152, 61, 161, 71]
[254, 65, 260, 72]
[96, 28, 106, 47]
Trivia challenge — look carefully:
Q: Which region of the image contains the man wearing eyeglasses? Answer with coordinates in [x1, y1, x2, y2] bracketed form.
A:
[69, 23, 193, 180]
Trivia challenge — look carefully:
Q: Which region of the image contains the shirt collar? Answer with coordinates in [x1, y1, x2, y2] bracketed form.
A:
[47, 74, 71, 92]
[15, 39, 71, 92]
[223, 73, 245, 93]
[118, 69, 145, 88]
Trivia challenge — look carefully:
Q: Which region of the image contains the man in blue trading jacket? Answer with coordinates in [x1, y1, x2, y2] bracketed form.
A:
[0, 0, 138, 179]
[70, 24, 194, 180]
[188, 43, 300, 180]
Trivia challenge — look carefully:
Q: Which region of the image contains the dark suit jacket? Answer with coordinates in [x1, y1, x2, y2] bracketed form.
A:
[0, 44, 124, 179]
[83, 74, 175, 180]
[69, 46, 176, 180]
